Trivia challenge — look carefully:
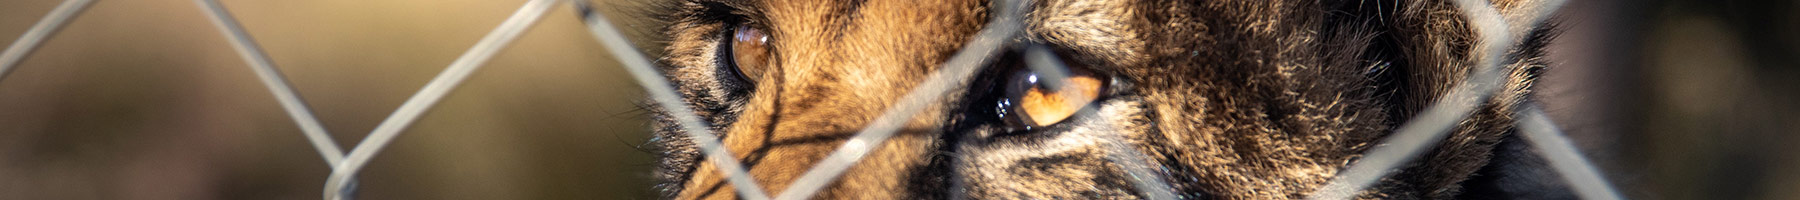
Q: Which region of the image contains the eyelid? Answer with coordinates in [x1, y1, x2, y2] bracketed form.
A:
[695, 0, 755, 9]
[692, 0, 763, 23]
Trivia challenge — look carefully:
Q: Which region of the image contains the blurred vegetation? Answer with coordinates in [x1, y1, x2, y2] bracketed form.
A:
[1, 0, 665, 199]
[0, 0, 1796, 199]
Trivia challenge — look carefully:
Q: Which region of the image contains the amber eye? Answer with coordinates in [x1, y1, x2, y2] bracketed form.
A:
[999, 67, 1107, 129]
[726, 25, 771, 82]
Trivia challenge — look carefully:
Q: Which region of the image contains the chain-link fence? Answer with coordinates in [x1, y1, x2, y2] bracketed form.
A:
[0, 0, 1619, 199]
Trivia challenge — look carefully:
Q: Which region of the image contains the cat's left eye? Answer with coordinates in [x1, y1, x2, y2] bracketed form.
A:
[725, 25, 771, 82]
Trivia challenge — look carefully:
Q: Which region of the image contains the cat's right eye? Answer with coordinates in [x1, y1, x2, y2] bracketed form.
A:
[996, 66, 1107, 131]
[725, 24, 771, 83]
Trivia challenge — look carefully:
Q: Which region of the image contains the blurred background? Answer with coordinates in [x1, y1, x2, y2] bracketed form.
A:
[0, 0, 1794, 199]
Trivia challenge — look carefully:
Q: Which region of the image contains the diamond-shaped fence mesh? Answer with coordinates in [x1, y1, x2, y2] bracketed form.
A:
[0, 0, 1619, 199]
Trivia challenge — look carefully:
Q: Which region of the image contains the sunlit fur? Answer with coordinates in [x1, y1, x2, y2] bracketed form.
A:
[644, 0, 1562, 199]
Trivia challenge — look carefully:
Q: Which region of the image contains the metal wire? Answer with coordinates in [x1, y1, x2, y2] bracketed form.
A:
[321, 0, 558, 199]
[1103, 141, 1180, 200]
[1026, 44, 1178, 199]
[0, 0, 95, 82]
[1304, 1, 1515, 199]
[194, 1, 361, 198]
[769, 0, 1024, 199]
[194, 0, 345, 165]
[1517, 108, 1623, 200]
[1023, 45, 1073, 89]
[1305, 0, 1575, 199]
[568, 0, 771, 199]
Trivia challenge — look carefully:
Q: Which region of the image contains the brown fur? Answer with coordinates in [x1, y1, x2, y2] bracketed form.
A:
[645, 0, 1561, 199]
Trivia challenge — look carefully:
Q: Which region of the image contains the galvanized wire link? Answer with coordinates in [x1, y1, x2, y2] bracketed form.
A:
[1516, 108, 1623, 200]
[321, 0, 558, 199]
[0, 0, 95, 82]
[1305, 0, 1513, 199]
[1103, 141, 1179, 200]
[1023, 45, 1073, 89]
[770, 0, 1025, 199]
[194, 0, 345, 165]
[567, 0, 771, 199]
[1503, 0, 1616, 198]
[195, 1, 358, 198]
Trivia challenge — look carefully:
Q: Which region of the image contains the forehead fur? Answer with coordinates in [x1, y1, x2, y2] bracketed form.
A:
[654, 0, 992, 199]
